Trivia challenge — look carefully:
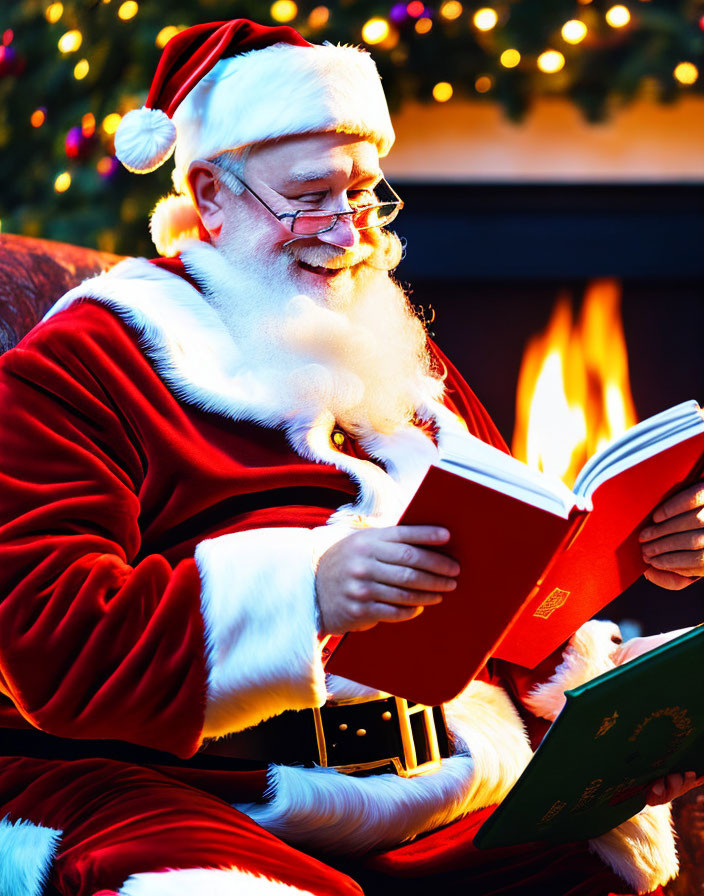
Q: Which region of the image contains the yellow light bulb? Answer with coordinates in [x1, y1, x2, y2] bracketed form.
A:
[432, 81, 453, 102]
[73, 58, 89, 79]
[118, 1, 138, 20]
[605, 5, 630, 28]
[54, 172, 71, 193]
[537, 50, 565, 74]
[500, 48, 521, 68]
[474, 75, 493, 93]
[561, 19, 587, 44]
[674, 62, 698, 85]
[415, 16, 432, 33]
[270, 0, 298, 23]
[102, 112, 122, 135]
[473, 8, 498, 31]
[45, 2, 63, 24]
[308, 6, 330, 28]
[58, 29, 82, 53]
[362, 17, 390, 44]
[440, 1, 462, 20]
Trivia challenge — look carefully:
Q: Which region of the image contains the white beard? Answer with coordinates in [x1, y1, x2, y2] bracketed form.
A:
[180, 226, 444, 437]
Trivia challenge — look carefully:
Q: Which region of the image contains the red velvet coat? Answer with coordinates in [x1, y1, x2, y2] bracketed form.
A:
[0, 251, 676, 895]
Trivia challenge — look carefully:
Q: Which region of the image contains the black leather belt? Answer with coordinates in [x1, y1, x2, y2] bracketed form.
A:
[203, 695, 451, 777]
[0, 697, 451, 778]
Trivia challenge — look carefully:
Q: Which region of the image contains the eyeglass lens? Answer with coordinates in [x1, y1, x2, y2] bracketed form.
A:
[291, 202, 399, 236]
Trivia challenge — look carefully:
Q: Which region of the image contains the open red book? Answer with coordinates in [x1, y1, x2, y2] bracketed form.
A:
[326, 400, 704, 706]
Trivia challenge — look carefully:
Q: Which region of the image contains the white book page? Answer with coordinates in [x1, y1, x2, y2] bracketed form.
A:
[438, 430, 579, 518]
[573, 401, 704, 498]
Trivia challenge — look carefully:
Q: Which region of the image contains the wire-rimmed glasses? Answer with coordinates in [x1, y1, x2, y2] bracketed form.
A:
[216, 169, 404, 236]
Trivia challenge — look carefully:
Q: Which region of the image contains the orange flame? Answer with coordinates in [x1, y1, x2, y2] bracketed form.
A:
[512, 279, 637, 487]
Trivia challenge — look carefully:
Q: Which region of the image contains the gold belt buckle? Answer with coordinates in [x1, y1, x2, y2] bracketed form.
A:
[311, 696, 444, 777]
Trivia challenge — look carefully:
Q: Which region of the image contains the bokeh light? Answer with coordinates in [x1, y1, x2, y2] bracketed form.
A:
[415, 17, 433, 33]
[561, 20, 587, 44]
[45, 3, 63, 24]
[475, 75, 493, 93]
[270, 0, 298, 22]
[605, 5, 631, 28]
[432, 81, 453, 102]
[362, 17, 390, 43]
[102, 113, 122, 135]
[500, 48, 521, 68]
[473, 8, 498, 31]
[674, 62, 698, 85]
[537, 50, 565, 73]
[73, 58, 89, 80]
[440, 1, 462, 20]
[308, 6, 329, 28]
[30, 108, 47, 128]
[58, 30, 82, 53]
[54, 172, 71, 193]
[117, 1, 139, 20]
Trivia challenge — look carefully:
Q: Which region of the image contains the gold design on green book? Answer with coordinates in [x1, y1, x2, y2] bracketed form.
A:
[595, 711, 619, 738]
[533, 587, 570, 619]
[539, 800, 566, 824]
[573, 778, 603, 811]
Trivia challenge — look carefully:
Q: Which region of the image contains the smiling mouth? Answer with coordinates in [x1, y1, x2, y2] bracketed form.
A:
[297, 260, 347, 278]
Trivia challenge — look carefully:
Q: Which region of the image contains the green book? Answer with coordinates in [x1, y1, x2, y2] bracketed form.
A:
[474, 625, 704, 848]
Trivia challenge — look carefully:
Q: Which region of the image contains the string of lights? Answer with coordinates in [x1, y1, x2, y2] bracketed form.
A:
[1, 0, 702, 254]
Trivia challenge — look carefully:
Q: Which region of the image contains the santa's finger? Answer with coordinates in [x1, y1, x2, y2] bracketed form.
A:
[640, 507, 704, 542]
[366, 582, 444, 606]
[371, 560, 458, 593]
[365, 601, 426, 624]
[643, 568, 697, 590]
[642, 530, 704, 558]
[652, 482, 704, 523]
[374, 542, 460, 576]
[646, 550, 704, 573]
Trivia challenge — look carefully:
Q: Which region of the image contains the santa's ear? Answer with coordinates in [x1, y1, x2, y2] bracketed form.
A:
[188, 161, 227, 239]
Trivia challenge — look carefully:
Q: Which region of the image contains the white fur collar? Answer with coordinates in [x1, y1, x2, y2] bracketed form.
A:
[45, 251, 470, 524]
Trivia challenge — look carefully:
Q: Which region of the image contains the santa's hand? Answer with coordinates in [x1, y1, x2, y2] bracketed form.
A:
[639, 482, 704, 589]
[646, 771, 704, 806]
[315, 525, 459, 636]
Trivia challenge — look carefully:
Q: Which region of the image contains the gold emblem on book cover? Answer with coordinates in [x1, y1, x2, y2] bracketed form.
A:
[533, 587, 570, 619]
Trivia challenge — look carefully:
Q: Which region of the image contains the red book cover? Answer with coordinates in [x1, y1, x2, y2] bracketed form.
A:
[493, 432, 704, 667]
[325, 466, 583, 705]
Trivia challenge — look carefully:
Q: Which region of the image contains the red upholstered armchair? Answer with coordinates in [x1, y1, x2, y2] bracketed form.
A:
[0, 233, 703, 896]
[0, 233, 119, 353]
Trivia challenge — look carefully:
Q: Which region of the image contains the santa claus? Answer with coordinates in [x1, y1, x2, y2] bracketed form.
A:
[1, 18, 702, 896]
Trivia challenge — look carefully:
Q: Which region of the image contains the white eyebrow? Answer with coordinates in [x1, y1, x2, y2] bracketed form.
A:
[286, 167, 383, 185]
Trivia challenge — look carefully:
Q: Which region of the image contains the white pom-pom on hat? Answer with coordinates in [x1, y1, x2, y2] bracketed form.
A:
[115, 107, 177, 174]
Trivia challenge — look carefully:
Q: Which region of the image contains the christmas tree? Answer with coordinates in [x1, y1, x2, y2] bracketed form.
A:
[2, 0, 702, 255]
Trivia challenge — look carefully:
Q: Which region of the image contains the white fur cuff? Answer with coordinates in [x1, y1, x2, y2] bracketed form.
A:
[589, 802, 678, 894]
[524, 620, 622, 721]
[196, 527, 329, 737]
[118, 867, 318, 895]
[0, 816, 62, 896]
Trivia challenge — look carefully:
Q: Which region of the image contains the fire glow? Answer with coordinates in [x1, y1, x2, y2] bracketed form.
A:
[512, 279, 637, 487]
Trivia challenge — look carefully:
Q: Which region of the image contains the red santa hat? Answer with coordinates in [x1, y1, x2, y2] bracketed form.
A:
[114, 19, 395, 255]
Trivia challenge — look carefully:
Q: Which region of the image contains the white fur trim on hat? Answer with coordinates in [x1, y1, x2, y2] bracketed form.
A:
[150, 192, 201, 257]
[115, 107, 177, 174]
[171, 42, 394, 193]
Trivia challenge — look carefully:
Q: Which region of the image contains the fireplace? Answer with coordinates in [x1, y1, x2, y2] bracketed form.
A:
[395, 182, 704, 636]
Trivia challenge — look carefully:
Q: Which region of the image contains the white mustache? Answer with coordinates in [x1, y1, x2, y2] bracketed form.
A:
[286, 242, 374, 270]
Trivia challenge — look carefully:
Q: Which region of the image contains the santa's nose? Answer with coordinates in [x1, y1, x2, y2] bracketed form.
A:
[315, 215, 358, 249]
